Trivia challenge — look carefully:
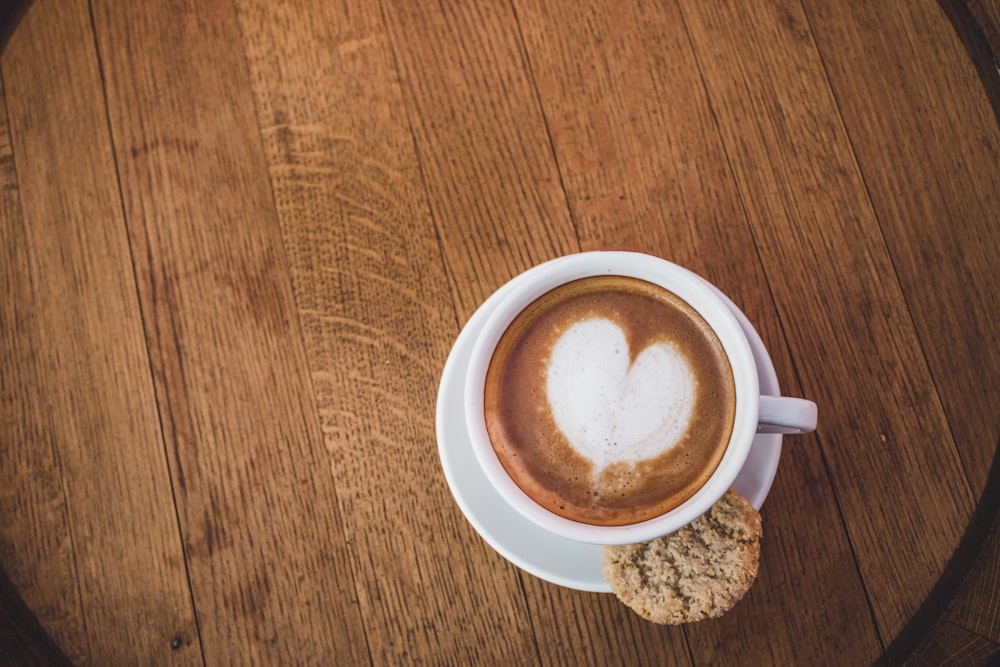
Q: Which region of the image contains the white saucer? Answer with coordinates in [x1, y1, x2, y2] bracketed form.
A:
[435, 264, 783, 593]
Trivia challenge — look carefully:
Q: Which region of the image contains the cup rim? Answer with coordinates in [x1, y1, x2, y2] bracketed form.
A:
[464, 251, 760, 545]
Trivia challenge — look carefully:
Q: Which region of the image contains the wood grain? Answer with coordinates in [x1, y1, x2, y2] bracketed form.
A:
[677, 0, 976, 643]
[231, 0, 540, 661]
[380, 0, 579, 319]
[87, 0, 368, 663]
[0, 0, 199, 663]
[804, 0, 1000, 651]
[0, 61, 85, 667]
[522, 585, 693, 666]
[804, 0, 1000, 504]
[375, 2, 672, 663]
[0, 0, 996, 663]
[375, 2, 698, 663]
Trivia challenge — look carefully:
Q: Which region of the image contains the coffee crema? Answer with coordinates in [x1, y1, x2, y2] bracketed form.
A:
[483, 275, 736, 526]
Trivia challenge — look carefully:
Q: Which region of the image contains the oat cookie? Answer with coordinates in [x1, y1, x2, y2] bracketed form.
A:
[602, 490, 762, 624]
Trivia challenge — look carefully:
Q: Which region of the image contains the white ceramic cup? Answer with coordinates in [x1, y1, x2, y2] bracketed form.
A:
[464, 251, 817, 545]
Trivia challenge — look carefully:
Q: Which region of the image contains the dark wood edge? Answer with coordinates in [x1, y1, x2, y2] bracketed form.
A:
[891, 437, 1000, 665]
[0, 0, 29, 51]
[890, 2, 1000, 664]
[0, 566, 74, 666]
[943, 0, 1000, 126]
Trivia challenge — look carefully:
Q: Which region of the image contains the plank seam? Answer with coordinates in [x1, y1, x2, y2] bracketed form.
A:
[82, 0, 208, 662]
[673, 0, 891, 660]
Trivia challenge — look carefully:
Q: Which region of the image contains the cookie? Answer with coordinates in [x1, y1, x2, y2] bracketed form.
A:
[602, 490, 762, 624]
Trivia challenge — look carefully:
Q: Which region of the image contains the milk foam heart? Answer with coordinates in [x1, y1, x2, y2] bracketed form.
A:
[545, 317, 696, 469]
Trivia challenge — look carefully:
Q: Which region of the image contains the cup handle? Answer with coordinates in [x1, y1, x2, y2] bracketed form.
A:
[757, 396, 817, 434]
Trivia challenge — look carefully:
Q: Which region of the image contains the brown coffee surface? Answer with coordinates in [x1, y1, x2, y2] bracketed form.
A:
[484, 275, 736, 526]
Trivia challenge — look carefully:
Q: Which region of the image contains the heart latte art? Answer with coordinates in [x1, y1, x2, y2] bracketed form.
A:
[546, 318, 696, 468]
[484, 276, 736, 526]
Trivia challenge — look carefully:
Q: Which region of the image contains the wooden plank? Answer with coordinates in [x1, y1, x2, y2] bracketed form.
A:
[512, 0, 882, 664]
[676, 0, 976, 643]
[379, 0, 579, 320]
[0, 60, 87, 667]
[519, 585, 692, 665]
[375, 1, 696, 663]
[87, 0, 368, 663]
[0, 0, 200, 663]
[804, 0, 1000, 511]
[230, 0, 540, 661]
[804, 0, 1000, 654]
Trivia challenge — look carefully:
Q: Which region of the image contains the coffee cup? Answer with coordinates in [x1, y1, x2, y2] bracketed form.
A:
[464, 251, 816, 545]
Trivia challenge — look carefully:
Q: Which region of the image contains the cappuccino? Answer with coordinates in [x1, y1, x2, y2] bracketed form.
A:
[483, 275, 736, 526]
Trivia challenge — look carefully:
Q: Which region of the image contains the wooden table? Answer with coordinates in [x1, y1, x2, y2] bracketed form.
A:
[1, 0, 998, 664]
